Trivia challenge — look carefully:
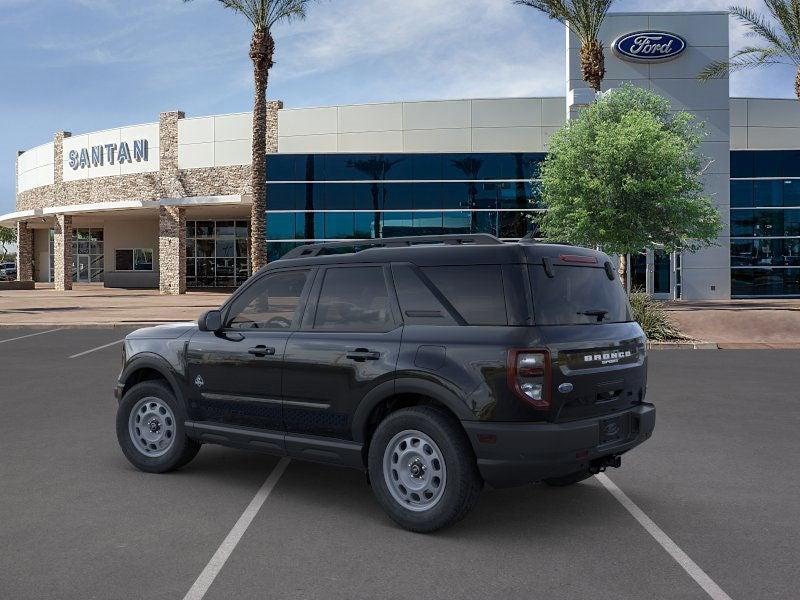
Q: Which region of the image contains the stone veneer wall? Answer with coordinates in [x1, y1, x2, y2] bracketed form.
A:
[15, 222, 33, 281]
[53, 214, 73, 291]
[158, 206, 186, 295]
[16, 102, 283, 211]
[15, 102, 282, 293]
[181, 165, 252, 197]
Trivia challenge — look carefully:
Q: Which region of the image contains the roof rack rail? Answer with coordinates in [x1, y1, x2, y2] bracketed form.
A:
[280, 234, 503, 259]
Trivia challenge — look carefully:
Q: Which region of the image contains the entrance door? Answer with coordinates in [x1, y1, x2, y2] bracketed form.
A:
[185, 268, 315, 434]
[626, 249, 675, 299]
[630, 252, 647, 292]
[652, 250, 672, 299]
[77, 256, 90, 282]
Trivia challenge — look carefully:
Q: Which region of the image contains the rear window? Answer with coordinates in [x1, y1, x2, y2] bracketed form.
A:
[421, 265, 508, 326]
[530, 265, 631, 325]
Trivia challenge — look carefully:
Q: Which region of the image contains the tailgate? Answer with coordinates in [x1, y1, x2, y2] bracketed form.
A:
[538, 323, 647, 422]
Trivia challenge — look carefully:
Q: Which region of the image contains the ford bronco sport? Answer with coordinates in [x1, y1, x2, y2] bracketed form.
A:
[115, 234, 655, 532]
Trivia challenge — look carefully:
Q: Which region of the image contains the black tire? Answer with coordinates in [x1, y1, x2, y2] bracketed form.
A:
[116, 380, 200, 473]
[368, 406, 482, 533]
[543, 469, 593, 487]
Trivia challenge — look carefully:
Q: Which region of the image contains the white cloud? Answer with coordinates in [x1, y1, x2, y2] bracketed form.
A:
[268, 0, 565, 102]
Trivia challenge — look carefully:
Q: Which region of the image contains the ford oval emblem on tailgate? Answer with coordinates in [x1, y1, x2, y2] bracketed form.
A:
[558, 382, 574, 394]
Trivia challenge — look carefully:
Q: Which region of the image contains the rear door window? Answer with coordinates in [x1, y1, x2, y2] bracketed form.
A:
[313, 266, 394, 331]
[421, 265, 507, 325]
[530, 265, 631, 325]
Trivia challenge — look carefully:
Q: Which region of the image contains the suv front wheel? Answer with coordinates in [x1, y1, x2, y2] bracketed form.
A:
[116, 380, 201, 473]
[368, 406, 482, 532]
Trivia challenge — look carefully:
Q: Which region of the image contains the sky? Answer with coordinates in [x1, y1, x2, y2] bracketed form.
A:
[0, 0, 797, 216]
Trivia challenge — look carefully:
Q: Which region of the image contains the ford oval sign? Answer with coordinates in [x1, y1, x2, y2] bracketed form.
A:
[613, 31, 686, 63]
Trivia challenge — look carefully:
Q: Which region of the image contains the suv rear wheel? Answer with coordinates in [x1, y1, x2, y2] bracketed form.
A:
[368, 406, 482, 532]
[116, 381, 200, 473]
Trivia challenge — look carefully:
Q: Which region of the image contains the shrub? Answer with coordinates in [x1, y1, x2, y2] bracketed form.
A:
[628, 293, 687, 341]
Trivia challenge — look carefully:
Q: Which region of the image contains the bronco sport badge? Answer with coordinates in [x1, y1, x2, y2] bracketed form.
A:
[584, 350, 633, 366]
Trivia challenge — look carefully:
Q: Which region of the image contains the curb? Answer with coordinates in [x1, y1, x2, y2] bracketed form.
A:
[647, 341, 719, 350]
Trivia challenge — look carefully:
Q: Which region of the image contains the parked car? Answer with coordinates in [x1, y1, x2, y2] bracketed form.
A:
[0, 262, 16, 281]
[115, 234, 654, 532]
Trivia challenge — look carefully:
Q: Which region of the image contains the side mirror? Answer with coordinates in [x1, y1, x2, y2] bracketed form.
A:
[198, 309, 223, 332]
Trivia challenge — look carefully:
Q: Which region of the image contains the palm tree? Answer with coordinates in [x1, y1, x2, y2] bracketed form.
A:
[514, 0, 615, 92]
[699, 2, 800, 101]
[451, 157, 484, 233]
[184, 0, 315, 272]
[348, 157, 405, 239]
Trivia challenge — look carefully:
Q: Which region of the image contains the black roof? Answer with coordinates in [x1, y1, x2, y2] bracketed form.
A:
[268, 235, 611, 270]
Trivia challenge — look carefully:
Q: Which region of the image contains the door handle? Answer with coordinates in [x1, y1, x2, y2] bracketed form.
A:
[346, 349, 381, 362]
[248, 345, 276, 357]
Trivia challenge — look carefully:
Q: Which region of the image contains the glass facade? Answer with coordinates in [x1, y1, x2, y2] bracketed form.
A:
[265, 153, 545, 262]
[731, 151, 800, 296]
[186, 220, 250, 288]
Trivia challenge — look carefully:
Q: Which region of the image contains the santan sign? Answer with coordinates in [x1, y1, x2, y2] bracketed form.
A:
[68, 139, 149, 170]
[613, 31, 687, 62]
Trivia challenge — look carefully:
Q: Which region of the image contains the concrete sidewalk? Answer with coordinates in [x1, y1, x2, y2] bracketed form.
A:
[2, 285, 799, 348]
[665, 299, 800, 348]
[0, 283, 226, 327]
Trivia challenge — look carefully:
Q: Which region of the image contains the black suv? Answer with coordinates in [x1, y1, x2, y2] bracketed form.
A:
[115, 234, 654, 532]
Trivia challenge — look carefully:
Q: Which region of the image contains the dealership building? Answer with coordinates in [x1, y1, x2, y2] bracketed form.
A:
[4, 10, 800, 299]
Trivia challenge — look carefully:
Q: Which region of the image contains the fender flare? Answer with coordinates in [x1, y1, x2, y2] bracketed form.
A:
[119, 353, 188, 409]
[350, 377, 472, 443]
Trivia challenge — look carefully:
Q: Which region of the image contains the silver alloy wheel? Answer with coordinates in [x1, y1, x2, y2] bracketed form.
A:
[382, 429, 447, 512]
[128, 397, 176, 458]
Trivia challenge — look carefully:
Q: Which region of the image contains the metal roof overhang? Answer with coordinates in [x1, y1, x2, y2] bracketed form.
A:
[0, 194, 246, 227]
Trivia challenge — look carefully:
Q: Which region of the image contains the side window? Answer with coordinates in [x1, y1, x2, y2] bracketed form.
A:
[392, 265, 457, 326]
[421, 265, 508, 325]
[227, 270, 310, 330]
[314, 267, 393, 332]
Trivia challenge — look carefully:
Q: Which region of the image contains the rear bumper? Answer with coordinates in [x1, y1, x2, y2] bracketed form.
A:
[462, 403, 655, 489]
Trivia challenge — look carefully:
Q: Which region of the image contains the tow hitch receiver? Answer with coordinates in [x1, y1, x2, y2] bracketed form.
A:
[589, 455, 622, 474]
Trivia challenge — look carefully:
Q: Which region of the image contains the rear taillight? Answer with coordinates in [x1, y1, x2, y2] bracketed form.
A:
[507, 349, 551, 410]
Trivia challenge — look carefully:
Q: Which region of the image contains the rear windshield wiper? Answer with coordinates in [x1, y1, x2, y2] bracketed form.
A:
[577, 309, 608, 322]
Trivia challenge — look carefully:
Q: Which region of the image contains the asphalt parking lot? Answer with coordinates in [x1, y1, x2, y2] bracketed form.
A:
[1, 328, 798, 599]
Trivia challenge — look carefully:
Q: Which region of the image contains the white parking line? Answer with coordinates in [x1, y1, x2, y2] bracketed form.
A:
[0, 329, 63, 345]
[183, 457, 291, 600]
[596, 473, 733, 600]
[68, 338, 125, 359]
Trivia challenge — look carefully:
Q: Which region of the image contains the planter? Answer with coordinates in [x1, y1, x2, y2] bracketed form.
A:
[0, 280, 35, 290]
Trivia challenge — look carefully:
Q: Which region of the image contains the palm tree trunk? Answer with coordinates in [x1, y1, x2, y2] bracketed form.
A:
[580, 40, 605, 92]
[249, 29, 274, 273]
[618, 253, 628, 292]
[796, 67, 800, 102]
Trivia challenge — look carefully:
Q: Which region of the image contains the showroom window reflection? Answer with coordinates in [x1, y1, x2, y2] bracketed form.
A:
[731, 151, 800, 296]
[264, 153, 544, 263]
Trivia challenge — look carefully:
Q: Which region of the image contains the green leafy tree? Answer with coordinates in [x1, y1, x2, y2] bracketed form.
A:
[699, 2, 800, 100]
[514, 0, 615, 91]
[184, 0, 317, 271]
[535, 84, 722, 288]
[0, 226, 15, 263]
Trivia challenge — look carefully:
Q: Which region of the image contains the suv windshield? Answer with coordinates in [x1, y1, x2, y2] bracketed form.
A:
[530, 264, 632, 325]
